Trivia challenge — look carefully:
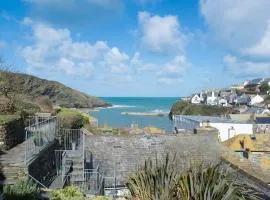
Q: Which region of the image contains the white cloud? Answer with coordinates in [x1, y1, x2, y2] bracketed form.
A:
[24, 0, 123, 10]
[20, 18, 132, 78]
[200, 0, 270, 58]
[138, 11, 186, 53]
[223, 54, 270, 77]
[157, 55, 190, 84]
[104, 47, 129, 65]
[242, 20, 270, 57]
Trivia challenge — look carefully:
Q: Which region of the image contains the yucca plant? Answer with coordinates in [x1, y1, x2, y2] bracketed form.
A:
[175, 164, 262, 200]
[127, 154, 262, 200]
[3, 179, 40, 200]
[127, 154, 178, 200]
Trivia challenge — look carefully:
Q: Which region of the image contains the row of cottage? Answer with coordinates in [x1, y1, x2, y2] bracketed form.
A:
[189, 78, 270, 107]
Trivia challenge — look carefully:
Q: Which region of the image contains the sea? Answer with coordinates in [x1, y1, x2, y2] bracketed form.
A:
[89, 97, 179, 133]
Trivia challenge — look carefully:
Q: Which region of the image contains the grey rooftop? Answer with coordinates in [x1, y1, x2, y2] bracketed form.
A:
[173, 115, 248, 124]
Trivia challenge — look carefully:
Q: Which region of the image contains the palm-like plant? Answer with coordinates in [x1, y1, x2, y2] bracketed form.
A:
[127, 154, 178, 200]
[175, 164, 261, 200]
[126, 154, 262, 200]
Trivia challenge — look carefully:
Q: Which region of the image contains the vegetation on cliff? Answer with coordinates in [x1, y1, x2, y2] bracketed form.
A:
[169, 100, 232, 118]
[0, 71, 109, 111]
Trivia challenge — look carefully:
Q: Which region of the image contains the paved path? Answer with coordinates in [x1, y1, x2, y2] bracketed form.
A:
[0, 141, 27, 167]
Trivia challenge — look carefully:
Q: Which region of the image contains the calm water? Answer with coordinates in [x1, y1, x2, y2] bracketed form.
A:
[90, 97, 179, 133]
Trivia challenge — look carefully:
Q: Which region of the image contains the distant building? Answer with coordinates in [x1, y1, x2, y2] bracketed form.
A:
[250, 94, 264, 105]
[173, 115, 253, 141]
[218, 97, 229, 107]
[255, 117, 270, 134]
[234, 94, 250, 105]
[244, 78, 263, 93]
[231, 84, 245, 91]
[191, 94, 202, 104]
[206, 91, 218, 105]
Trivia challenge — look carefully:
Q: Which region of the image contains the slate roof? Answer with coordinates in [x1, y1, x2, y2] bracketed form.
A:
[247, 78, 263, 86]
[255, 117, 270, 124]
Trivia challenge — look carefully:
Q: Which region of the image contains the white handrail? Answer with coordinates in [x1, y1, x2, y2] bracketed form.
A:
[28, 173, 48, 189]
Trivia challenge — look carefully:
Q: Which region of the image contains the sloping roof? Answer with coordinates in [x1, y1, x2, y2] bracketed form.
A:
[262, 77, 270, 83]
[255, 117, 270, 124]
[223, 134, 270, 151]
[247, 78, 263, 85]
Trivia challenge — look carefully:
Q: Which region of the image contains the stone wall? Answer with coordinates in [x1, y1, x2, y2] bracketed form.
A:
[85, 132, 221, 185]
[0, 118, 24, 150]
[28, 140, 61, 187]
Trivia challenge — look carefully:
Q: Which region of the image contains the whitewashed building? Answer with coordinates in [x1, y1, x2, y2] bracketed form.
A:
[207, 91, 218, 105]
[173, 115, 253, 141]
[218, 98, 229, 107]
[250, 94, 264, 105]
[191, 94, 201, 104]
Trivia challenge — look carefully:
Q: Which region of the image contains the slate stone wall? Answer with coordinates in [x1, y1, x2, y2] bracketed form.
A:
[85, 132, 221, 186]
[28, 140, 61, 187]
[0, 118, 24, 150]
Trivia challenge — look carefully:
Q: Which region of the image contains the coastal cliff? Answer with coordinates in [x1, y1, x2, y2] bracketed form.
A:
[0, 72, 110, 109]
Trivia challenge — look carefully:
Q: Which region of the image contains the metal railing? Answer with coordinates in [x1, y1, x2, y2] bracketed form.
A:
[28, 173, 48, 189]
[25, 116, 58, 163]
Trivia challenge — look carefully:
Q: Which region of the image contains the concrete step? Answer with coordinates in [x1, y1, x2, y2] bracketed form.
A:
[72, 164, 84, 170]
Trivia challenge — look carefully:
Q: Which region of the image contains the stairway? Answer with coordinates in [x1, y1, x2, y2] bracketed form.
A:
[0, 142, 28, 185]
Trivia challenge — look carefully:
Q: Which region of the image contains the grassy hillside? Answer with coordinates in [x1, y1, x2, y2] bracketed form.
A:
[0, 72, 110, 109]
[169, 100, 232, 118]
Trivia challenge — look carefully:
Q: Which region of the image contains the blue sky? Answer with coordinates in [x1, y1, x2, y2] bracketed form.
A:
[0, 0, 270, 97]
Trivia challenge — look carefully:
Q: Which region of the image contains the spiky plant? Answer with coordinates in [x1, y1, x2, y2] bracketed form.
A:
[127, 154, 178, 200]
[175, 164, 262, 200]
[126, 154, 262, 200]
[3, 179, 40, 200]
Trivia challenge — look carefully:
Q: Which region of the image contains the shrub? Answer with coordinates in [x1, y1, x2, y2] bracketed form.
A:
[57, 109, 86, 129]
[127, 154, 262, 200]
[3, 179, 39, 200]
[50, 186, 84, 200]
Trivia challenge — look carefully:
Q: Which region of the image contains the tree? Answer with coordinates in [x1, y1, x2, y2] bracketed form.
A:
[259, 82, 270, 94]
[0, 58, 17, 98]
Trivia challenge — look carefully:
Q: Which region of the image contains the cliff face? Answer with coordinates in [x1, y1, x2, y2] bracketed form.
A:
[0, 72, 110, 108]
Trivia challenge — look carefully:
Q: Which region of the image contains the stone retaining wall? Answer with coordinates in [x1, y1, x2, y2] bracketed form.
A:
[85, 132, 221, 185]
[28, 140, 61, 187]
[0, 118, 24, 150]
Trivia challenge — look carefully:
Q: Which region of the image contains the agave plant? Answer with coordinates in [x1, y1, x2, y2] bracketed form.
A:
[126, 154, 262, 200]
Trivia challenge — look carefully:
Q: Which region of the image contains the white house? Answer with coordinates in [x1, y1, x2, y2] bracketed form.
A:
[173, 115, 253, 141]
[219, 98, 228, 107]
[250, 94, 264, 105]
[191, 94, 201, 104]
[207, 91, 218, 105]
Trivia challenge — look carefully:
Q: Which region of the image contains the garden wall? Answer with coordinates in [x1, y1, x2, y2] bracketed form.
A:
[85, 131, 221, 186]
[0, 118, 24, 150]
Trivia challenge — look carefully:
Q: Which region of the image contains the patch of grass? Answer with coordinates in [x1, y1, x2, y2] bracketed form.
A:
[0, 115, 19, 124]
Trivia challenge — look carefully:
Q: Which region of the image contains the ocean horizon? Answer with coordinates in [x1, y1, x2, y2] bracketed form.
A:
[89, 97, 180, 133]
